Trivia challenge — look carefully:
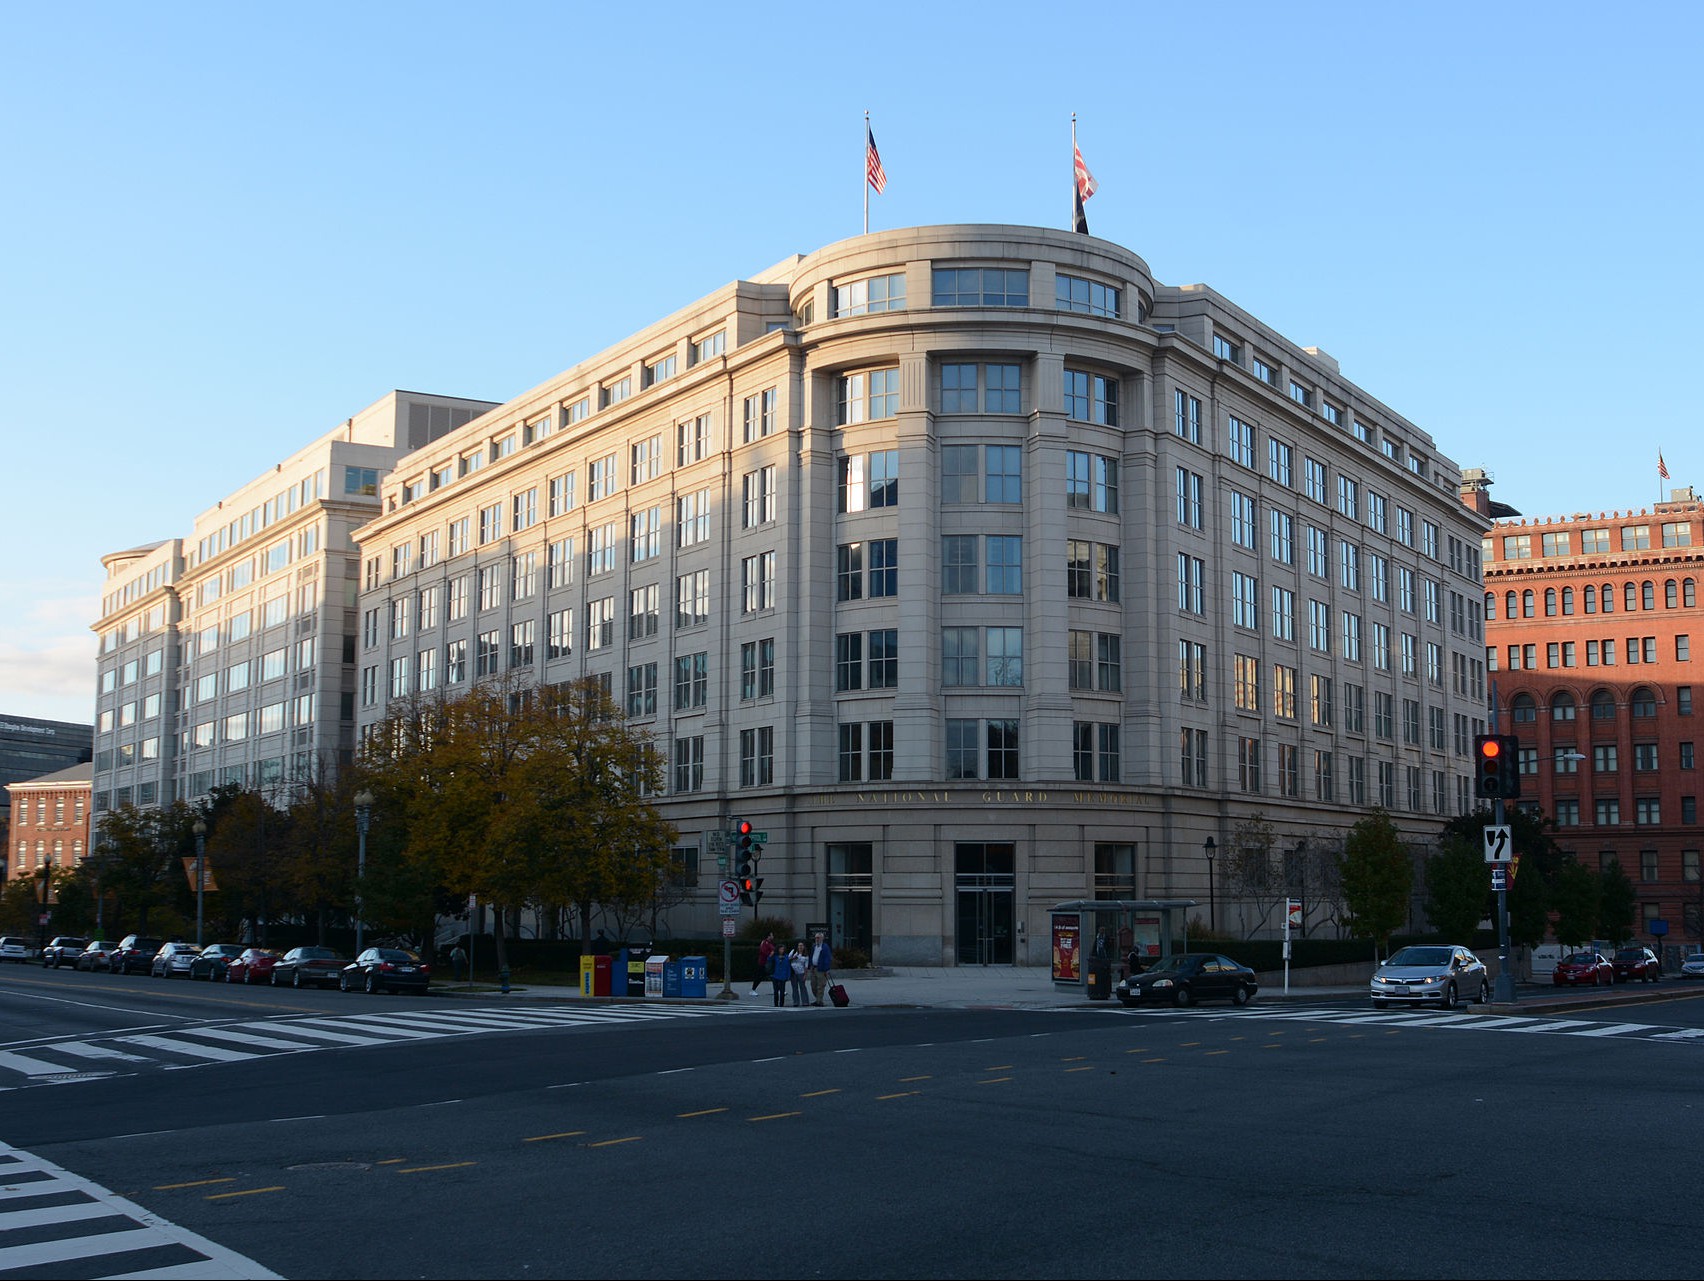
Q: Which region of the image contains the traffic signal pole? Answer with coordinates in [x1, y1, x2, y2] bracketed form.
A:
[1494, 791, 1515, 1003]
[1477, 710, 1520, 1005]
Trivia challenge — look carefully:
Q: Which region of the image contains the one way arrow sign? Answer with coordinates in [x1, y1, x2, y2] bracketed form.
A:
[1483, 824, 1513, 864]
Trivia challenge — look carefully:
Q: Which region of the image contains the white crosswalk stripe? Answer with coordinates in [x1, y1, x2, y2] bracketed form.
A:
[1100, 1001, 1704, 1044]
[0, 1003, 746, 1090]
[0, 1142, 278, 1279]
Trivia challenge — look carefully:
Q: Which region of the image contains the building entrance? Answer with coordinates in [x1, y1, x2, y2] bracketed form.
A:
[954, 842, 1014, 965]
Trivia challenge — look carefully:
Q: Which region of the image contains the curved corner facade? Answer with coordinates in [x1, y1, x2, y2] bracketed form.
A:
[352, 224, 1490, 965]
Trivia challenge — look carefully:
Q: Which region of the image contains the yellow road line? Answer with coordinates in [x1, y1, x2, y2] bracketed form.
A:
[1141, 1057, 1167, 1064]
[524, 1131, 587, 1142]
[898, 1075, 931, 1082]
[1204, 1050, 1228, 1056]
[978, 1077, 1012, 1084]
[876, 1091, 920, 1100]
[1063, 1066, 1094, 1073]
[1060, 1056, 1087, 1062]
[1179, 1041, 1201, 1048]
[985, 1064, 1012, 1071]
[799, 1089, 840, 1099]
[587, 1137, 642, 1148]
[1308, 1037, 1327, 1043]
[156, 1178, 235, 1190]
[377, 1158, 406, 1165]
[206, 1186, 285, 1200]
[397, 1161, 478, 1173]
[1124, 1048, 1149, 1054]
[677, 1108, 728, 1118]
[747, 1112, 801, 1122]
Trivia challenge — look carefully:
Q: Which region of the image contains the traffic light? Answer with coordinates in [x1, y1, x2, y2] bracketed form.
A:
[1473, 734, 1521, 799]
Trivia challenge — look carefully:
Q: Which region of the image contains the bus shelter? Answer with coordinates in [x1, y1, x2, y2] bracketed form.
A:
[1048, 899, 1198, 999]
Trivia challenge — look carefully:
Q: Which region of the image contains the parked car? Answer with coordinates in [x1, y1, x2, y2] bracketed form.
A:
[190, 943, 245, 981]
[271, 946, 347, 989]
[0, 937, 33, 963]
[1370, 944, 1490, 1010]
[1611, 946, 1661, 983]
[151, 942, 202, 978]
[1682, 954, 1704, 980]
[225, 948, 282, 985]
[75, 939, 116, 971]
[41, 936, 88, 969]
[109, 934, 165, 975]
[1115, 953, 1258, 1007]
[340, 947, 432, 995]
[1553, 951, 1615, 986]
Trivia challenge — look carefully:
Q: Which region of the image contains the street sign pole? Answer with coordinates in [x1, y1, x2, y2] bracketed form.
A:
[715, 877, 741, 1002]
[1494, 795, 1516, 1004]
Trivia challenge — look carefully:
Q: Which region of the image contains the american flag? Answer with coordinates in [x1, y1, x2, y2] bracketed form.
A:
[866, 124, 887, 195]
[1659, 452, 1670, 480]
[1073, 143, 1098, 202]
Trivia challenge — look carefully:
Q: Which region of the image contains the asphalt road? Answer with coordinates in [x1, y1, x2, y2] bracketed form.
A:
[5, 965, 1704, 1279]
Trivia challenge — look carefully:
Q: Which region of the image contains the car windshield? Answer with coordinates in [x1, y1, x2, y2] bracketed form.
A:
[1615, 950, 1643, 961]
[1144, 955, 1193, 975]
[297, 948, 337, 960]
[1386, 947, 1451, 967]
[375, 950, 417, 963]
[1563, 953, 1597, 965]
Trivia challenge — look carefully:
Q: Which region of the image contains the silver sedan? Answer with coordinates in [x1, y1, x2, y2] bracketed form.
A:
[1370, 945, 1490, 1009]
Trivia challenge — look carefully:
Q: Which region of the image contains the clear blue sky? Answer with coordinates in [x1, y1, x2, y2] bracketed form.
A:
[2, 1, 1699, 724]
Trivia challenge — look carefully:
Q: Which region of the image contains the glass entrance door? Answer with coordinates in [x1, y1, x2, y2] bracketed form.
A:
[954, 842, 1015, 965]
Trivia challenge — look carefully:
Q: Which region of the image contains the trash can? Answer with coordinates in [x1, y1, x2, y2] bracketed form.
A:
[662, 959, 683, 998]
[645, 955, 668, 996]
[680, 955, 708, 999]
[1087, 958, 1112, 1000]
[611, 948, 629, 997]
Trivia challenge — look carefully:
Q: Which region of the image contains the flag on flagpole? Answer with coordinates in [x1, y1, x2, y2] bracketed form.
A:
[1659, 451, 1670, 480]
[866, 124, 887, 195]
[1072, 142, 1097, 234]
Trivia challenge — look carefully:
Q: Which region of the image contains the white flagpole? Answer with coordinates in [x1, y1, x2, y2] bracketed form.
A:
[864, 112, 870, 236]
[1071, 113, 1078, 230]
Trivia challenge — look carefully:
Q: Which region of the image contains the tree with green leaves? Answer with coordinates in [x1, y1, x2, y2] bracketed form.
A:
[1338, 810, 1413, 957]
[1597, 857, 1637, 945]
[92, 800, 200, 933]
[1440, 807, 1567, 951]
[359, 675, 677, 973]
[1424, 828, 1491, 943]
[1551, 858, 1602, 947]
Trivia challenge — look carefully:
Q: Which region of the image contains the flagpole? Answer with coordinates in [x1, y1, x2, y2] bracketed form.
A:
[864, 111, 870, 236]
[1071, 114, 1077, 231]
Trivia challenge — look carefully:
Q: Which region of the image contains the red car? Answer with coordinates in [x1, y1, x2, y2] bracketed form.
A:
[1611, 946, 1661, 983]
[225, 948, 282, 985]
[1553, 951, 1614, 986]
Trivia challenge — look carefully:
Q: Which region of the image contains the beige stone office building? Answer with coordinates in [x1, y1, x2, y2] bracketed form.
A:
[90, 391, 495, 819]
[353, 224, 1490, 965]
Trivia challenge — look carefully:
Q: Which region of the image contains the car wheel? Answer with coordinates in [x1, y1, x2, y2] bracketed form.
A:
[365, 972, 379, 995]
[1172, 986, 1193, 1008]
[339, 973, 350, 992]
[292, 970, 302, 989]
[1477, 980, 1490, 1004]
[1232, 985, 1251, 1006]
[1442, 983, 1458, 1010]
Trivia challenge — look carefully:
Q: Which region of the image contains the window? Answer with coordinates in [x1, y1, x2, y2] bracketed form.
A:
[1227, 416, 1255, 468]
[1270, 510, 1294, 564]
[1068, 451, 1118, 511]
[740, 639, 776, 700]
[547, 610, 572, 660]
[944, 536, 978, 595]
[1270, 586, 1295, 642]
[629, 584, 659, 640]
[1289, 380, 1312, 409]
[1175, 390, 1202, 443]
[986, 536, 1022, 594]
[626, 663, 658, 717]
[676, 571, 710, 629]
[674, 653, 708, 710]
[1268, 439, 1292, 486]
[741, 552, 776, 613]
[478, 502, 503, 544]
[1175, 468, 1202, 528]
[691, 331, 725, 365]
[1304, 457, 1327, 504]
[1336, 475, 1359, 520]
[931, 266, 1029, 307]
[676, 415, 709, 467]
[1178, 639, 1205, 702]
[1180, 727, 1208, 787]
[677, 489, 711, 548]
[835, 633, 864, 692]
[510, 620, 535, 668]
[673, 737, 704, 793]
[1252, 355, 1276, 385]
[741, 387, 778, 443]
[1063, 370, 1118, 425]
[1213, 334, 1241, 363]
[742, 466, 777, 528]
[737, 727, 775, 788]
[832, 272, 906, 316]
[1177, 553, 1204, 614]
[1233, 572, 1259, 630]
[1056, 273, 1120, 317]
[985, 445, 1021, 502]
[1230, 492, 1257, 549]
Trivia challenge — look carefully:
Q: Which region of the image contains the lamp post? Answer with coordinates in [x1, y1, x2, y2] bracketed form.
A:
[192, 818, 207, 947]
[36, 863, 50, 956]
[354, 789, 374, 954]
[1203, 836, 1217, 934]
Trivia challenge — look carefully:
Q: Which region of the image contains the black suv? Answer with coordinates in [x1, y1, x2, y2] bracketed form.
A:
[110, 934, 164, 975]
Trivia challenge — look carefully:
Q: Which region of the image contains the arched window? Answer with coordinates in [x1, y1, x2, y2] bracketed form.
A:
[1512, 693, 1538, 723]
[1631, 687, 1658, 718]
[1486, 592, 1498, 620]
[1686, 578, 1697, 608]
[1505, 591, 1518, 618]
[1523, 590, 1536, 618]
[1642, 581, 1655, 610]
[1545, 588, 1558, 616]
[1584, 584, 1597, 613]
[1666, 579, 1679, 608]
[1561, 587, 1574, 615]
[1591, 690, 1617, 721]
[1551, 692, 1576, 721]
[1602, 582, 1615, 614]
[1625, 582, 1638, 612]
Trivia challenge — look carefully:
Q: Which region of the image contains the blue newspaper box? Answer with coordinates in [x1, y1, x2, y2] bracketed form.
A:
[662, 959, 682, 998]
[680, 955, 708, 999]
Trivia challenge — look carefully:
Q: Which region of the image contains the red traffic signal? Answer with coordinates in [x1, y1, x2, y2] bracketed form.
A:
[1473, 734, 1521, 799]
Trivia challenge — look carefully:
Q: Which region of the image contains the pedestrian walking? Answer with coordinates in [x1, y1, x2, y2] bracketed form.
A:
[789, 941, 810, 1007]
[770, 943, 790, 1007]
[808, 932, 833, 1006]
[753, 932, 775, 994]
[450, 944, 467, 983]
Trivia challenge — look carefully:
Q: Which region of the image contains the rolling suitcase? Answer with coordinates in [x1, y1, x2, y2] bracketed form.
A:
[828, 982, 849, 1008]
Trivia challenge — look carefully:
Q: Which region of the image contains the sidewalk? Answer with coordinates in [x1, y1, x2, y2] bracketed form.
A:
[445, 966, 1698, 1014]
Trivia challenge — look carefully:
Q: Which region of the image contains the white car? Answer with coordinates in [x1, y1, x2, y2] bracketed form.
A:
[1370, 944, 1490, 1009]
[0, 937, 33, 963]
[1681, 954, 1704, 980]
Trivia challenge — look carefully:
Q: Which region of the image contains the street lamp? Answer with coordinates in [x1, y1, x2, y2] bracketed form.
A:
[1203, 836, 1217, 934]
[192, 818, 207, 947]
[354, 789, 374, 954]
[36, 863, 50, 955]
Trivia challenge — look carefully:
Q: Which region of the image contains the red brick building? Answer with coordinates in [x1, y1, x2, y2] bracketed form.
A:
[1480, 483, 1703, 953]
